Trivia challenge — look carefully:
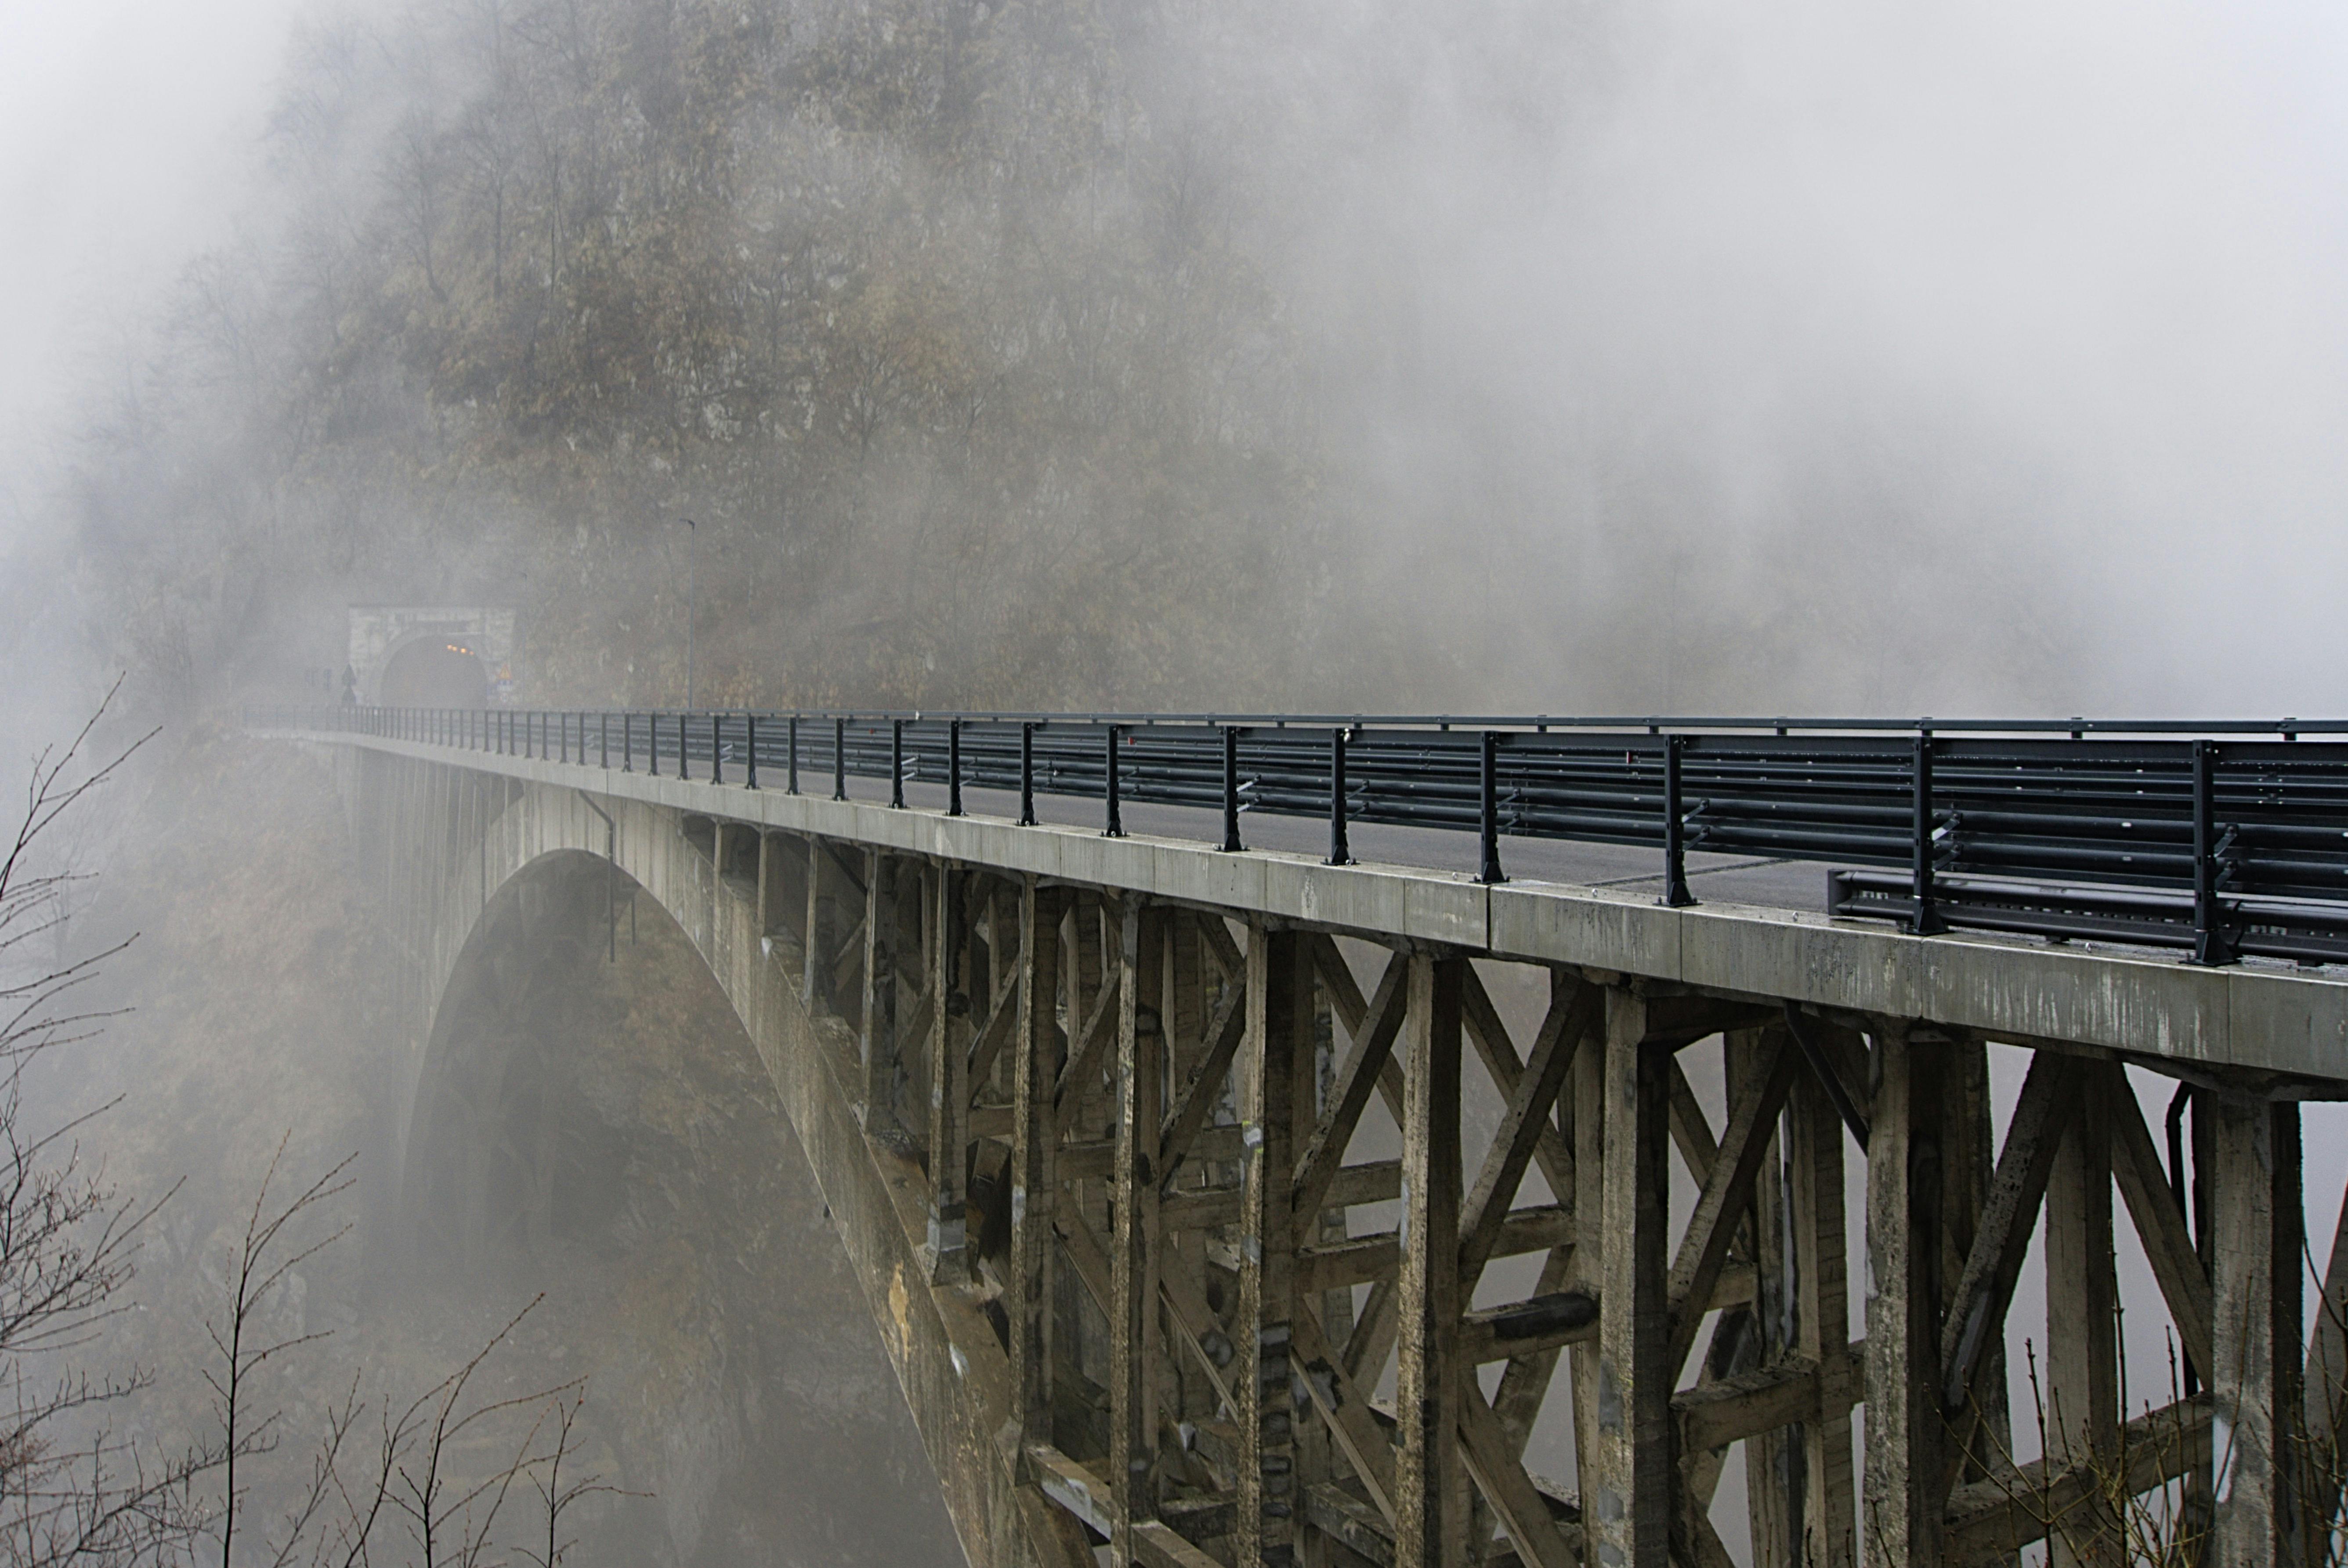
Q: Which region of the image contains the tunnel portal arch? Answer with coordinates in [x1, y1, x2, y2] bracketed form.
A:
[403, 845, 963, 1568]
[347, 606, 515, 705]
[377, 637, 490, 708]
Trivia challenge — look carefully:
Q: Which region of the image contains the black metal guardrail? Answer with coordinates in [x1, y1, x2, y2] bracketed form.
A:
[249, 705, 2348, 967]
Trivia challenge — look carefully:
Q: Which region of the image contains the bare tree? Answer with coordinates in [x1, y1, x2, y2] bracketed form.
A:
[207, 1142, 355, 1566]
[0, 683, 216, 1567]
[0, 694, 626, 1568]
[384, 113, 451, 303]
[514, 1390, 623, 1568]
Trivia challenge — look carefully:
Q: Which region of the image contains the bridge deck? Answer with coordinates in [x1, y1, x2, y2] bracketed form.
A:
[286, 729, 2348, 1085]
[290, 723, 2348, 1568]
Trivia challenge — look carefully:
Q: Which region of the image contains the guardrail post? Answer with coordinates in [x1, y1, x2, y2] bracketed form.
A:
[1480, 729, 1508, 885]
[679, 712, 692, 782]
[1662, 734, 1693, 907]
[745, 714, 758, 788]
[710, 713, 723, 785]
[1103, 726, 1125, 838]
[1019, 722, 1037, 825]
[1326, 727, 1352, 866]
[787, 716, 800, 794]
[600, 713, 609, 770]
[1910, 731, 1946, 935]
[890, 720, 905, 808]
[1222, 725, 1243, 852]
[2194, 738, 2236, 965]
[832, 716, 847, 801]
[948, 720, 965, 817]
[648, 713, 660, 777]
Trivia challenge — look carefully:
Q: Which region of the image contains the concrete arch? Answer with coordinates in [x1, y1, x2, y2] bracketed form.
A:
[343, 747, 1069, 1568]
[400, 845, 961, 1567]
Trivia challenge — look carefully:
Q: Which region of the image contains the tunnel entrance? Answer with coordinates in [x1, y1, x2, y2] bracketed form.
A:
[378, 637, 490, 707]
[405, 851, 963, 1568]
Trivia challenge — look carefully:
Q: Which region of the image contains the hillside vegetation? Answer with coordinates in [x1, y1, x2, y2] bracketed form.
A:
[67, 0, 1335, 716]
[42, 0, 2104, 731]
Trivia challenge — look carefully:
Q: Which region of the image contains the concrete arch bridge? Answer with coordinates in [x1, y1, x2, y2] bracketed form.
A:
[263, 706, 2348, 1568]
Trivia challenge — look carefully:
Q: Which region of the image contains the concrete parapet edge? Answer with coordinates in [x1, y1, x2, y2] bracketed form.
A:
[281, 733, 2348, 1084]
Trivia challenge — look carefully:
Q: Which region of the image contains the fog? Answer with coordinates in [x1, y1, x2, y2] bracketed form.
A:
[0, 0, 301, 483]
[4, 0, 2346, 730]
[4, 0, 2348, 1561]
[1240, 0, 2348, 712]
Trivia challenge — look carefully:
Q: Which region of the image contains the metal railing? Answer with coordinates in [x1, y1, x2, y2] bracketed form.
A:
[249, 705, 2348, 966]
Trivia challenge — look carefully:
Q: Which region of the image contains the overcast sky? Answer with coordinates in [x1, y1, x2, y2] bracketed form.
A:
[0, 0, 306, 497]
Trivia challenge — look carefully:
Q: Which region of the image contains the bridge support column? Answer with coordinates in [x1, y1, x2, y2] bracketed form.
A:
[760, 833, 807, 949]
[1112, 900, 1166, 1559]
[926, 864, 971, 1283]
[1588, 989, 1672, 1568]
[861, 851, 902, 1133]
[1864, 1027, 1945, 1568]
[1943, 1042, 2013, 1501]
[1789, 1050, 1859, 1568]
[1240, 924, 1309, 1565]
[2209, 1095, 2305, 1568]
[1393, 953, 1467, 1567]
[804, 835, 845, 1011]
[1009, 879, 1066, 1459]
[2045, 1074, 2120, 1568]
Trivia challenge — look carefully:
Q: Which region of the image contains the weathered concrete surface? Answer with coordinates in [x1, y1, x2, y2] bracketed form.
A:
[345, 606, 516, 701]
[295, 730, 2348, 1085]
[333, 742, 1084, 1568]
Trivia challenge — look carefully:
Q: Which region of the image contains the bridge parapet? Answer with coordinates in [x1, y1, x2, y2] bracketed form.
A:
[275, 714, 2348, 1568]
